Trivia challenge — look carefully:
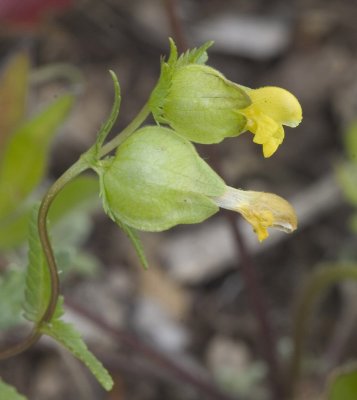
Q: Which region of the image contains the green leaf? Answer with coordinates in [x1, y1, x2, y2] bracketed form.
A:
[0, 52, 29, 159]
[0, 270, 26, 330]
[116, 219, 149, 269]
[328, 364, 357, 400]
[0, 94, 74, 220]
[93, 70, 121, 154]
[0, 379, 27, 400]
[23, 206, 52, 323]
[41, 319, 113, 391]
[344, 121, 357, 163]
[100, 126, 225, 232]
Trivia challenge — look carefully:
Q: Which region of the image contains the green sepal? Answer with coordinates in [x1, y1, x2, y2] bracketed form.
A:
[149, 39, 214, 124]
[163, 64, 250, 143]
[116, 219, 149, 270]
[99, 126, 225, 232]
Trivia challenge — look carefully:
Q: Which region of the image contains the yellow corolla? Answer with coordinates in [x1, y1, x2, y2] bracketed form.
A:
[213, 186, 297, 241]
[240, 86, 302, 157]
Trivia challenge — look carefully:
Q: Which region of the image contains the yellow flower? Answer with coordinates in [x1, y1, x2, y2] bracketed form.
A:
[240, 86, 302, 157]
[213, 186, 297, 241]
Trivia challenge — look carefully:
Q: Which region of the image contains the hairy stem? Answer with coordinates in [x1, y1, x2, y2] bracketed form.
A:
[288, 264, 357, 398]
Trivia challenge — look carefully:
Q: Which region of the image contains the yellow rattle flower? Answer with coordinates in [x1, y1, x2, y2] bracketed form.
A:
[239, 86, 302, 157]
[213, 186, 297, 241]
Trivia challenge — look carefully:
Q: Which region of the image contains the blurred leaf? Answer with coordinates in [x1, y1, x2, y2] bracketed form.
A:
[0, 52, 29, 158]
[336, 163, 357, 206]
[41, 319, 113, 391]
[49, 175, 99, 221]
[0, 175, 99, 251]
[0, 94, 74, 220]
[344, 121, 357, 163]
[0, 269, 25, 329]
[328, 364, 357, 400]
[0, 379, 27, 400]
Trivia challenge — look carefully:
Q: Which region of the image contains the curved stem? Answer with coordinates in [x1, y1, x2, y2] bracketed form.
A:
[288, 264, 357, 398]
[37, 158, 90, 325]
[0, 158, 89, 360]
[0, 101, 151, 360]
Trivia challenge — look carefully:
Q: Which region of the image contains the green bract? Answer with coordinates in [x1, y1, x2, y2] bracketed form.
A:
[99, 126, 226, 231]
[161, 64, 251, 143]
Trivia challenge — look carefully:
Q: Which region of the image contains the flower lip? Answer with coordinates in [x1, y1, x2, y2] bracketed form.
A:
[212, 186, 297, 241]
[239, 86, 302, 157]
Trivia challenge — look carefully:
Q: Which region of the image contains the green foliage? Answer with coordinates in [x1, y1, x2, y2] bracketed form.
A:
[0, 379, 27, 400]
[41, 319, 113, 391]
[0, 270, 25, 329]
[0, 52, 29, 157]
[0, 94, 74, 220]
[328, 364, 357, 400]
[99, 126, 225, 232]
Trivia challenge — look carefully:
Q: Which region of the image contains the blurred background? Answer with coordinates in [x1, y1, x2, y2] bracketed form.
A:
[1, 0, 357, 399]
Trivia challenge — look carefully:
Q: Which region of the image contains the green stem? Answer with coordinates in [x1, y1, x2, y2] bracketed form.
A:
[99, 102, 150, 157]
[0, 101, 151, 360]
[288, 264, 357, 398]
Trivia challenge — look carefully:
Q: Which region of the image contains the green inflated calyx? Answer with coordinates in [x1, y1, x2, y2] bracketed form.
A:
[99, 126, 226, 231]
[162, 64, 251, 143]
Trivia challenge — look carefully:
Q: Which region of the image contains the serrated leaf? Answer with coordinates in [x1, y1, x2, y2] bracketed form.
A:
[0, 269, 26, 329]
[23, 206, 63, 324]
[41, 319, 113, 391]
[0, 379, 27, 400]
[327, 364, 357, 400]
[0, 94, 74, 220]
[0, 51, 29, 158]
[23, 206, 51, 323]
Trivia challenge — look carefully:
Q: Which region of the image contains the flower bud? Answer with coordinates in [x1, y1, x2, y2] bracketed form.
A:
[161, 64, 251, 143]
[99, 126, 226, 231]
